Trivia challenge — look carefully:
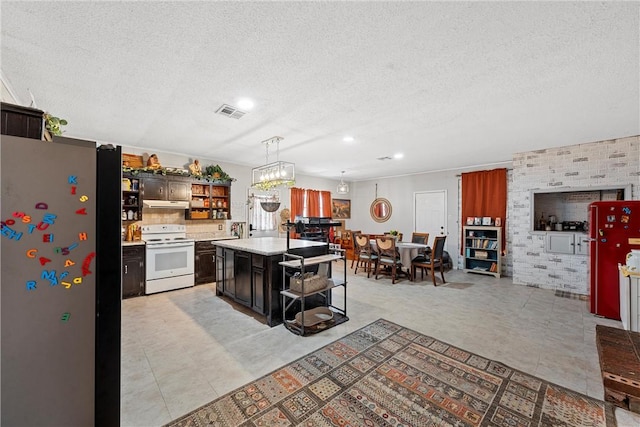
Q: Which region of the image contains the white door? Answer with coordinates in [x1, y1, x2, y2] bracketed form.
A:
[248, 188, 280, 238]
[413, 190, 447, 243]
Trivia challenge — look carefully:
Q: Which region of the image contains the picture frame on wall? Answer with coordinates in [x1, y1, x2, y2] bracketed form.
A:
[332, 199, 351, 219]
[482, 216, 492, 226]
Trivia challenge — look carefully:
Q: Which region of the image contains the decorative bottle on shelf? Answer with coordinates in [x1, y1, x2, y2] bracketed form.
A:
[539, 212, 545, 231]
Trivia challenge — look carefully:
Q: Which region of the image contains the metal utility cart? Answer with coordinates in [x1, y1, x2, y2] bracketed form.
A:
[280, 249, 348, 335]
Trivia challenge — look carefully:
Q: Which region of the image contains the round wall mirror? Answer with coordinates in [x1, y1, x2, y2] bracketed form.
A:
[370, 198, 392, 223]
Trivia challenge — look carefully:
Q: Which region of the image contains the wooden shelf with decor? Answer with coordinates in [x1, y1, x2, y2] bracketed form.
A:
[188, 182, 211, 220]
[210, 184, 231, 220]
[463, 226, 501, 278]
[122, 173, 142, 222]
[186, 180, 231, 220]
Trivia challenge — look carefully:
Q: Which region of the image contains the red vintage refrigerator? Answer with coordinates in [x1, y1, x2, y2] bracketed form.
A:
[589, 201, 640, 320]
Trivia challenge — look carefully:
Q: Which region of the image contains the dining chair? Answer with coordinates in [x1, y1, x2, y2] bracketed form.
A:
[336, 230, 355, 266]
[411, 232, 429, 245]
[348, 230, 362, 268]
[374, 236, 404, 284]
[411, 235, 447, 285]
[353, 234, 378, 278]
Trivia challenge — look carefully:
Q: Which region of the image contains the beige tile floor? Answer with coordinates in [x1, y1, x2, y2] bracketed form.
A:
[121, 263, 640, 426]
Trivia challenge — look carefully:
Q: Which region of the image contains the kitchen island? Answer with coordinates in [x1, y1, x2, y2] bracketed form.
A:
[214, 237, 328, 326]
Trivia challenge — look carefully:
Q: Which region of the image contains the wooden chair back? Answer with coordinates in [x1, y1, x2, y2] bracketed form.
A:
[411, 235, 447, 285]
[411, 232, 429, 245]
[354, 234, 371, 252]
[432, 235, 446, 260]
[375, 236, 398, 260]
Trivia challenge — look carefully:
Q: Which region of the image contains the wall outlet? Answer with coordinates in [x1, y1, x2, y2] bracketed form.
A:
[218, 224, 223, 231]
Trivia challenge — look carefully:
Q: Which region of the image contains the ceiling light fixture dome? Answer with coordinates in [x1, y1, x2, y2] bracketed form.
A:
[337, 171, 349, 194]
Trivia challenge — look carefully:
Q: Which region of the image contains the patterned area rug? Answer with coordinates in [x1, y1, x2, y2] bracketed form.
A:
[167, 319, 616, 427]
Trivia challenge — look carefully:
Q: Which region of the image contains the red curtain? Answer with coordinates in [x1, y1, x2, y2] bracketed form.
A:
[290, 187, 305, 237]
[306, 189, 320, 217]
[320, 191, 332, 217]
[461, 168, 507, 253]
[290, 187, 305, 218]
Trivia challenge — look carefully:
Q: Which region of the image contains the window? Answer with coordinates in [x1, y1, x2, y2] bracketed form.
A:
[251, 195, 277, 231]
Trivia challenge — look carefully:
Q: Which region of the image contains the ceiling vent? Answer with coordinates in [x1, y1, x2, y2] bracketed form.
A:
[377, 156, 393, 161]
[215, 104, 246, 119]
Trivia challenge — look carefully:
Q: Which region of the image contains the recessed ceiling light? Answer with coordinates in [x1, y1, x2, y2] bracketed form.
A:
[237, 98, 254, 111]
[343, 136, 354, 142]
[394, 153, 404, 159]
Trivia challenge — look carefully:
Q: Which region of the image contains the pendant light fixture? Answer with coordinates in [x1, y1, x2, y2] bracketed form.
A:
[336, 171, 349, 194]
[251, 136, 295, 192]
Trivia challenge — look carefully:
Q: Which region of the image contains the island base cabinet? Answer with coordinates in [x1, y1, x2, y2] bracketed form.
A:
[215, 251, 224, 295]
[223, 248, 235, 297]
[252, 255, 266, 313]
[234, 252, 251, 306]
[214, 244, 327, 326]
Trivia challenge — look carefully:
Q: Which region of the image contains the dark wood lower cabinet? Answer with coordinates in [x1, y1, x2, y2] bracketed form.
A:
[234, 252, 251, 305]
[122, 245, 145, 298]
[223, 248, 235, 297]
[195, 241, 216, 284]
[251, 255, 266, 313]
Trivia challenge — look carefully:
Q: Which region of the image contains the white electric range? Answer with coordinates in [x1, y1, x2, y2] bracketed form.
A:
[141, 224, 195, 294]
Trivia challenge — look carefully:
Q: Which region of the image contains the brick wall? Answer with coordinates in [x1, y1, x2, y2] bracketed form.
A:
[511, 135, 640, 294]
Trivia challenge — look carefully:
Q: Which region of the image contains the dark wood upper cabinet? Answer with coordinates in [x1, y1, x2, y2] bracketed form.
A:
[1, 102, 44, 140]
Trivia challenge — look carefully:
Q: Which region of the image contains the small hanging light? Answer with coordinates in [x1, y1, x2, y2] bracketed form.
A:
[337, 171, 349, 194]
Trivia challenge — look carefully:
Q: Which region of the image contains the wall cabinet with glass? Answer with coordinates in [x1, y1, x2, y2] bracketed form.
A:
[463, 226, 502, 278]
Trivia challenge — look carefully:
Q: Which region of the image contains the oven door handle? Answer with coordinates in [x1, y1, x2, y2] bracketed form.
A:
[146, 242, 194, 249]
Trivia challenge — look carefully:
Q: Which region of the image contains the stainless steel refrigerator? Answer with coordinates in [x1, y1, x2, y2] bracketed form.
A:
[1, 135, 121, 426]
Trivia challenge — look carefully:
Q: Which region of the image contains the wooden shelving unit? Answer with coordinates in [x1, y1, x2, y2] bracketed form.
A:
[187, 181, 231, 220]
[463, 226, 502, 278]
[122, 174, 142, 222]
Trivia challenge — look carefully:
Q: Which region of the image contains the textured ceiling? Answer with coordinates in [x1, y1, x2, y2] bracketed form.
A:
[2, 1, 638, 181]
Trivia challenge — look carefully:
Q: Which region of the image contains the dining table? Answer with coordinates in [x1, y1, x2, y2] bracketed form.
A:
[370, 239, 429, 280]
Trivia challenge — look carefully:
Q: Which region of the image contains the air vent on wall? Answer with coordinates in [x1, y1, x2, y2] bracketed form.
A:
[215, 104, 246, 119]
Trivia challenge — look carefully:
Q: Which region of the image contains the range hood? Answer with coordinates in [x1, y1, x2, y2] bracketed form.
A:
[143, 200, 189, 209]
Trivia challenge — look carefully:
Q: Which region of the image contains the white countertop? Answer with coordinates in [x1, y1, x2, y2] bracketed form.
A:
[187, 234, 239, 241]
[122, 240, 145, 246]
[213, 237, 327, 256]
